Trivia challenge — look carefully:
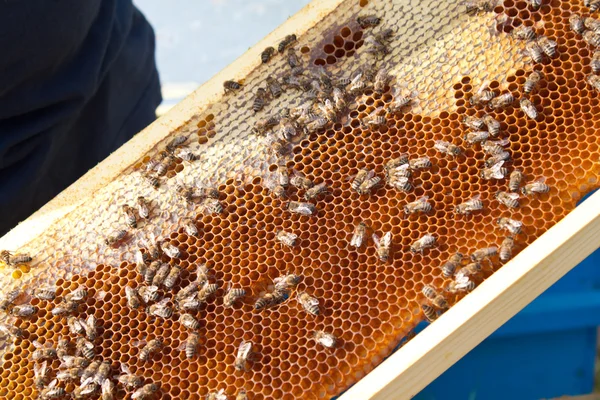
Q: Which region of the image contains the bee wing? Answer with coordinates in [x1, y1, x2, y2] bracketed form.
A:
[80, 376, 94, 389]
[496, 138, 510, 147]
[132, 339, 147, 348]
[238, 341, 252, 358]
[33, 360, 46, 376]
[489, 161, 506, 178]
[146, 285, 159, 295]
[85, 314, 95, 328]
[418, 196, 430, 202]
[475, 80, 491, 95]
[471, 194, 481, 201]
[507, 192, 520, 200]
[101, 378, 114, 393]
[534, 176, 547, 183]
[154, 297, 170, 307]
[292, 169, 306, 179]
[381, 232, 392, 247]
[306, 295, 320, 307]
[33, 340, 43, 349]
[95, 290, 108, 301]
[119, 363, 132, 375]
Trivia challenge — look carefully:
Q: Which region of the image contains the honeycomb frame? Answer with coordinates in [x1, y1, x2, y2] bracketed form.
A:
[1, 0, 600, 399]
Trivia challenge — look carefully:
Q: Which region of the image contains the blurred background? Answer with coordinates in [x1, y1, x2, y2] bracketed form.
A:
[135, 0, 311, 115]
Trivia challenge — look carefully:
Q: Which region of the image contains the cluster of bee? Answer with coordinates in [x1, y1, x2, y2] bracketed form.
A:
[175, 181, 224, 215]
[569, 13, 600, 92]
[140, 135, 191, 189]
[461, 0, 541, 15]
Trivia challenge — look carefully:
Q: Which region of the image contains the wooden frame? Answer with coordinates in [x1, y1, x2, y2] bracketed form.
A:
[1, 0, 600, 399]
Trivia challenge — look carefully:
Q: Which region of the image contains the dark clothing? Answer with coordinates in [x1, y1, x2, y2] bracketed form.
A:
[0, 0, 162, 236]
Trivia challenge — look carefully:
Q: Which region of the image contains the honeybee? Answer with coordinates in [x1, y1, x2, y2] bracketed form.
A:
[304, 182, 329, 201]
[104, 229, 127, 246]
[570, 14, 586, 35]
[100, 378, 115, 400]
[92, 360, 111, 385]
[588, 74, 600, 92]
[483, 114, 501, 137]
[176, 148, 199, 163]
[454, 195, 484, 215]
[33, 285, 56, 301]
[421, 285, 437, 300]
[34, 361, 50, 388]
[61, 356, 90, 369]
[0, 289, 20, 311]
[164, 265, 182, 290]
[201, 198, 224, 215]
[421, 303, 438, 322]
[176, 281, 200, 302]
[125, 286, 142, 310]
[441, 253, 464, 278]
[520, 98, 538, 120]
[287, 201, 316, 216]
[357, 15, 381, 28]
[592, 50, 600, 74]
[462, 115, 486, 130]
[456, 262, 482, 281]
[121, 204, 137, 229]
[463, 130, 490, 145]
[276, 230, 298, 247]
[139, 339, 163, 361]
[207, 389, 229, 400]
[332, 87, 347, 111]
[373, 68, 391, 94]
[0, 250, 32, 266]
[0, 321, 25, 338]
[80, 360, 100, 383]
[143, 261, 160, 285]
[253, 115, 279, 135]
[485, 151, 511, 167]
[525, 40, 545, 63]
[148, 298, 173, 319]
[357, 172, 382, 195]
[350, 221, 368, 249]
[586, 16, 600, 33]
[286, 47, 301, 69]
[32, 340, 58, 361]
[178, 295, 201, 311]
[266, 76, 283, 98]
[388, 174, 413, 192]
[39, 379, 66, 399]
[482, 138, 509, 155]
[51, 300, 78, 316]
[480, 161, 508, 180]
[66, 285, 88, 303]
[132, 383, 160, 399]
[523, 71, 542, 94]
[252, 88, 267, 113]
[361, 111, 387, 129]
[142, 173, 159, 189]
[497, 217, 523, 235]
[155, 154, 175, 177]
[10, 304, 37, 317]
[449, 278, 476, 293]
[471, 247, 498, 261]
[56, 336, 70, 359]
[152, 263, 171, 287]
[235, 340, 253, 371]
[278, 34, 297, 53]
[180, 313, 200, 330]
[76, 337, 95, 359]
[500, 236, 516, 262]
[432, 295, 449, 310]
[508, 169, 524, 192]
[410, 234, 436, 254]
[255, 289, 288, 310]
[537, 35, 557, 57]
[195, 264, 211, 283]
[141, 234, 161, 260]
[489, 93, 515, 109]
[273, 273, 301, 291]
[314, 330, 338, 349]
[350, 169, 369, 192]
[197, 282, 220, 303]
[306, 116, 329, 132]
[223, 285, 246, 308]
[236, 390, 248, 400]
[68, 316, 86, 336]
[403, 196, 433, 215]
[160, 240, 181, 259]
[495, 190, 521, 208]
[408, 156, 432, 170]
[166, 135, 188, 153]
[521, 178, 550, 195]
[469, 82, 496, 106]
[223, 80, 242, 93]
[586, 0, 600, 12]
[134, 197, 150, 220]
[386, 87, 413, 114]
[512, 25, 536, 41]
[297, 292, 320, 316]
[433, 140, 462, 157]
[373, 232, 392, 262]
[261, 46, 275, 63]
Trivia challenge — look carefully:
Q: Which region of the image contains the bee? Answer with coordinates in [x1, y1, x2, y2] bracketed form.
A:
[523, 71, 543, 94]
[456, 262, 482, 281]
[350, 221, 368, 249]
[176, 281, 200, 302]
[431, 295, 449, 310]
[142, 173, 159, 189]
[463, 130, 490, 145]
[56, 336, 70, 359]
[480, 161, 508, 180]
[483, 114, 501, 137]
[570, 14, 586, 35]
[253, 114, 279, 135]
[134, 197, 150, 220]
[139, 339, 163, 362]
[287, 47, 301, 69]
[166, 135, 188, 153]
[306, 116, 329, 132]
[364, 37, 390, 56]
[265, 178, 287, 199]
[500, 236, 516, 262]
[421, 303, 438, 322]
[0, 250, 32, 266]
[164, 265, 182, 290]
[507, 169, 524, 192]
[261, 46, 275, 63]
[512, 25, 536, 41]
[179, 218, 200, 238]
[482, 138, 509, 156]
[32, 340, 58, 361]
[273, 273, 302, 291]
[287, 201, 316, 216]
[61, 355, 90, 369]
[357, 172, 382, 195]
[179, 313, 200, 330]
[497, 217, 523, 235]
[80, 360, 100, 383]
[223, 80, 242, 93]
[278, 34, 297, 53]
[276, 230, 298, 247]
[92, 360, 111, 385]
[155, 154, 176, 177]
[388, 174, 413, 192]
[588, 74, 600, 92]
[121, 204, 138, 229]
[68, 316, 86, 336]
[39, 379, 66, 399]
[410, 234, 436, 254]
[471, 247, 498, 262]
[522, 178, 551, 195]
[485, 151, 511, 167]
[207, 389, 229, 400]
[266, 76, 283, 98]
[304, 182, 329, 201]
[373, 68, 391, 94]
[223, 284, 246, 308]
[197, 282, 220, 303]
[236, 390, 248, 400]
[141, 234, 161, 260]
[408, 156, 432, 170]
[148, 298, 173, 319]
[10, 304, 37, 317]
[586, 0, 600, 12]
[316, 99, 337, 123]
[184, 332, 200, 359]
[101, 378, 115, 400]
[441, 253, 464, 278]
[592, 50, 600, 74]
[51, 300, 78, 316]
[176, 148, 200, 162]
[132, 383, 160, 399]
[537, 35, 557, 57]
[404, 196, 433, 215]
[251, 88, 268, 113]
[32, 285, 56, 301]
[178, 295, 201, 311]
[520, 97, 538, 120]
[350, 169, 370, 192]
[454, 195, 484, 216]
[104, 229, 127, 246]
[0, 321, 25, 338]
[386, 87, 413, 114]
[313, 330, 337, 349]
[373, 232, 392, 262]
[421, 285, 438, 300]
[201, 198, 224, 215]
[361, 112, 387, 129]
[0, 289, 20, 311]
[125, 286, 142, 309]
[332, 87, 347, 111]
[495, 191, 520, 208]
[65, 285, 88, 303]
[449, 278, 476, 293]
[528, 0, 541, 9]
[72, 379, 97, 399]
[254, 289, 288, 310]
[296, 292, 320, 316]
[143, 261, 159, 285]
[34, 361, 50, 388]
[357, 15, 381, 28]
[462, 115, 486, 130]
[195, 264, 210, 284]
[489, 93, 515, 109]
[76, 337, 95, 359]
[585, 16, 600, 33]
[152, 263, 171, 287]
[469, 82, 496, 106]
[160, 241, 181, 259]
[235, 340, 253, 371]
[525, 40, 545, 63]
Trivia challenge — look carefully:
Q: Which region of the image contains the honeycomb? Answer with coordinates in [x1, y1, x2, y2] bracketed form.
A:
[1, 0, 600, 399]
